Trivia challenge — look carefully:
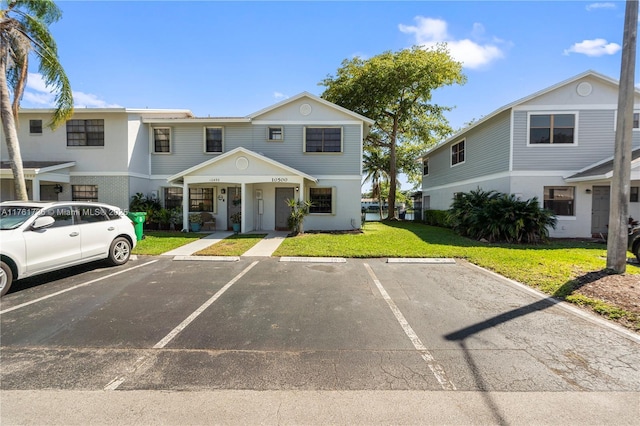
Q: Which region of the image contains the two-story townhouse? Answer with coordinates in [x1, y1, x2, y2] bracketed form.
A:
[1, 92, 374, 232]
[421, 70, 640, 239]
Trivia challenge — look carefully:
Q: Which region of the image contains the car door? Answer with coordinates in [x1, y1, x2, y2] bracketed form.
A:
[23, 205, 81, 274]
[77, 205, 115, 259]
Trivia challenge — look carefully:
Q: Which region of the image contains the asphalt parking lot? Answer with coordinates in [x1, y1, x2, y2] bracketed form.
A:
[1, 255, 639, 424]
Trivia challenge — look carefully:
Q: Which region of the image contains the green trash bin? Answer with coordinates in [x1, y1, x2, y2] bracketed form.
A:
[127, 212, 147, 241]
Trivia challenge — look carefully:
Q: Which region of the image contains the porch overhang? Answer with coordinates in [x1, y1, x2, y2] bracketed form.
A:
[167, 147, 318, 185]
[0, 161, 76, 182]
[564, 148, 640, 183]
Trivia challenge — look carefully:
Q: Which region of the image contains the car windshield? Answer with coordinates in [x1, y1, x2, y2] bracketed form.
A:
[0, 206, 43, 230]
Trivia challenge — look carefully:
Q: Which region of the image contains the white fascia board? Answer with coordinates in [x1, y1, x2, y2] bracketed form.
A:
[248, 92, 375, 125]
[34, 162, 76, 173]
[142, 117, 250, 124]
[252, 120, 364, 125]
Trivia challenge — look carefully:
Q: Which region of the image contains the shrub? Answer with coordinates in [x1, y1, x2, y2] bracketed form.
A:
[423, 209, 450, 227]
[129, 192, 162, 226]
[448, 188, 557, 243]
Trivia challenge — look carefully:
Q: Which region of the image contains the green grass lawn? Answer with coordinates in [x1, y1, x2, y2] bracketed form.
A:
[194, 234, 268, 256]
[132, 231, 203, 255]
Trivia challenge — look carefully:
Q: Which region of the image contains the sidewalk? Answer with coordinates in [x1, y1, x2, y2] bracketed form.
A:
[160, 231, 289, 257]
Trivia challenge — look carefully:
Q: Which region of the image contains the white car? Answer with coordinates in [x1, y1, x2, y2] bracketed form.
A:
[0, 201, 137, 297]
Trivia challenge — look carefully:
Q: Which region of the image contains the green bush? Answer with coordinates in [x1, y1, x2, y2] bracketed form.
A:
[448, 188, 557, 243]
[423, 209, 450, 227]
[129, 192, 162, 226]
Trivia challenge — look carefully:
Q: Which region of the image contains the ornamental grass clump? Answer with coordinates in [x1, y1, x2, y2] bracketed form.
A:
[448, 188, 557, 244]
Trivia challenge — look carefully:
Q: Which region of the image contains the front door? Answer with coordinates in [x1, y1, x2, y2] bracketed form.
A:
[275, 188, 294, 231]
[591, 186, 610, 235]
[227, 187, 241, 231]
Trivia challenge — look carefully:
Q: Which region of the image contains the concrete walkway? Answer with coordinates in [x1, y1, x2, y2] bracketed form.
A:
[160, 231, 288, 257]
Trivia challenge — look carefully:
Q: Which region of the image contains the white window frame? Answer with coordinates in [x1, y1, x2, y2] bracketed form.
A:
[451, 139, 465, 167]
[308, 186, 336, 215]
[152, 127, 172, 154]
[527, 112, 578, 146]
[267, 126, 284, 142]
[423, 158, 430, 176]
[303, 126, 343, 154]
[203, 127, 224, 154]
[543, 186, 575, 217]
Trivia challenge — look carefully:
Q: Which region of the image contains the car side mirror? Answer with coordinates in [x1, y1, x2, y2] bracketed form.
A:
[31, 216, 55, 230]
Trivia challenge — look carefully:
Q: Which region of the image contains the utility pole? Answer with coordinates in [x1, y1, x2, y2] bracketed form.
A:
[607, 0, 638, 273]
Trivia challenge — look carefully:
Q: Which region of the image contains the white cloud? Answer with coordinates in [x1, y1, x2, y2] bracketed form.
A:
[23, 72, 121, 108]
[586, 3, 616, 11]
[399, 16, 505, 69]
[564, 38, 621, 56]
[273, 92, 288, 100]
[73, 91, 121, 108]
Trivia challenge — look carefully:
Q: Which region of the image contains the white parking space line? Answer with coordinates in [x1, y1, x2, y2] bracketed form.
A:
[0, 260, 159, 315]
[153, 260, 259, 349]
[363, 263, 456, 391]
[105, 261, 259, 391]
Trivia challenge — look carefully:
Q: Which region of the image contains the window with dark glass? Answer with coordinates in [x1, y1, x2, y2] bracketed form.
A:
[205, 127, 223, 153]
[154, 128, 171, 153]
[309, 188, 332, 213]
[631, 186, 639, 203]
[78, 205, 109, 223]
[43, 205, 74, 228]
[544, 186, 574, 216]
[530, 114, 575, 144]
[72, 185, 98, 202]
[268, 127, 283, 141]
[189, 188, 213, 212]
[67, 119, 104, 146]
[423, 158, 429, 175]
[164, 187, 183, 209]
[305, 127, 342, 153]
[451, 140, 465, 165]
[30, 120, 43, 134]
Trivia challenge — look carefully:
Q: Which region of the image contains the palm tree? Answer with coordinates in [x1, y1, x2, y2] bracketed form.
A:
[362, 147, 389, 219]
[0, 0, 73, 200]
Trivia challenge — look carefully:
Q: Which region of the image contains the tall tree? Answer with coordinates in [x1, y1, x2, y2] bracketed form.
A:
[320, 45, 465, 218]
[362, 146, 389, 218]
[0, 0, 73, 200]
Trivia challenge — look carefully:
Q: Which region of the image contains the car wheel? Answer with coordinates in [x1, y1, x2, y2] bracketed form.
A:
[634, 243, 640, 263]
[1, 261, 13, 297]
[107, 237, 131, 266]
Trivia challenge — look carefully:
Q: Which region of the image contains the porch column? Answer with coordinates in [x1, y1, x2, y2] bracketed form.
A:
[32, 177, 40, 201]
[182, 182, 189, 232]
[298, 180, 305, 203]
[241, 182, 246, 233]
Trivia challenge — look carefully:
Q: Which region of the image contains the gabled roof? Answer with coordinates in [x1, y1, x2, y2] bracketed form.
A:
[167, 147, 318, 184]
[248, 92, 375, 125]
[422, 70, 631, 158]
[565, 148, 640, 182]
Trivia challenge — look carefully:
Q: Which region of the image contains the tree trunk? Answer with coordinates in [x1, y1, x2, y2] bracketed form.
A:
[387, 120, 398, 219]
[0, 47, 28, 201]
[607, 0, 638, 273]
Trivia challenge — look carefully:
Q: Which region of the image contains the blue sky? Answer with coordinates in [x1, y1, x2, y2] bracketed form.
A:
[19, 0, 633, 187]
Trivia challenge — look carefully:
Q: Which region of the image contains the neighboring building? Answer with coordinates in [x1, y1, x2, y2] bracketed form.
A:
[421, 70, 640, 238]
[0, 93, 373, 232]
